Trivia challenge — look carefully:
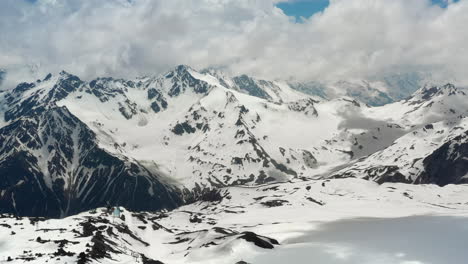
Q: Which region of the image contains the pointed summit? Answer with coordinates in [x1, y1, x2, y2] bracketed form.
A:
[412, 83, 465, 102]
[165, 64, 193, 78]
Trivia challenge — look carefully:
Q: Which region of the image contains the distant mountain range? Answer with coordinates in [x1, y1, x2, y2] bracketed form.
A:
[288, 71, 436, 106]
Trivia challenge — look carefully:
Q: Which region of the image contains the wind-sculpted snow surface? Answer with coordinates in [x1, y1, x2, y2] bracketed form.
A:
[0, 65, 467, 218]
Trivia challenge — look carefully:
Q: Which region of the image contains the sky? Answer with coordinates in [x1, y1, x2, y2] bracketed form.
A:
[276, 0, 459, 19]
[0, 0, 467, 88]
[276, 0, 330, 20]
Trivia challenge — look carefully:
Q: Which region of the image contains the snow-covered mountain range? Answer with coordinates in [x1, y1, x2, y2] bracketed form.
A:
[0, 65, 467, 219]
[287, 71, 436, 106]
[0, 65, 467, 263]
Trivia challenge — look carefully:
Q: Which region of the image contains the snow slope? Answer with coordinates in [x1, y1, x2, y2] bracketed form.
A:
[1, 178, 468, 264]
[334, 84, 468, 184]
[51, 66, 362, 189]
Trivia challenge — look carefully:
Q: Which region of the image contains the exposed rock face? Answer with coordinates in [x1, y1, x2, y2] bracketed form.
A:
[4, 71, 83, 122]
[334, 126, 468, 186]
[0, 106, 182, 217]
[167, 65, 213, 97]
[233, 75, 272, 100]
[417, 131, 468, 186]
[287, 98, 319, 117]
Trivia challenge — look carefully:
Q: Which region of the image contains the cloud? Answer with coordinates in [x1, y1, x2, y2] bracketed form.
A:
[0, 0, 467, 88]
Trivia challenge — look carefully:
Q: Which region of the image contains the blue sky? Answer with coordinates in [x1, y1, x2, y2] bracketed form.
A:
[276, 0, 459, 19]
[276, 0, 329, 19]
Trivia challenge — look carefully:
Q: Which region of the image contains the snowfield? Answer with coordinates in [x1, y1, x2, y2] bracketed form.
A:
[1, 178, 468, 264]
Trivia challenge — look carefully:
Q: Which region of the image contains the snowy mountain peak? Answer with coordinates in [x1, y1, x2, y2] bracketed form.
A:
[161, 65, 215, 97]
[400, 83, 468, 119]
[232, 74, 272, 100]
[58, 70, 73, 77]
[164, 64, 197, 80]
[416, 83, 464, 100]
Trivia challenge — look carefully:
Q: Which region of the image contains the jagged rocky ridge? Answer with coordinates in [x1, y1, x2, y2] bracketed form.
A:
[0, 73, 183, 217]
[0, 66, 467, 218]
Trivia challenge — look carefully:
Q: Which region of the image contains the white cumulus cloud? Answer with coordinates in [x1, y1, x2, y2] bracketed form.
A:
[0, 0, 467, 88]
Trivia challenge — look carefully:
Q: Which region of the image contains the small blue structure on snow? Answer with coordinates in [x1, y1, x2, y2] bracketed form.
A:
[113, 207, 121, 218]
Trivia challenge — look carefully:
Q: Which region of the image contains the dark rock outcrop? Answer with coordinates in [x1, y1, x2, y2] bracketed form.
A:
[416, 131, 468, 186]
[0, 107, 182, 217]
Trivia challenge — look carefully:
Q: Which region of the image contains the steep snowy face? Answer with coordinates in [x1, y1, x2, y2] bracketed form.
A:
[1, 65, 334, 217]
[0, 75, 183, 218]
[419, 129, 468, 185]
[2, 72, 83, 122]
[232, 75, 273, 100]
[333, 84, 468, 185]
[203, 68, 314, 104]
[170, 89, 316, 188]
[365, 83, 468, 127]
[0, 106, 182, 218]
[51, 66, 357, 191]
[334, 118, 468, 184]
